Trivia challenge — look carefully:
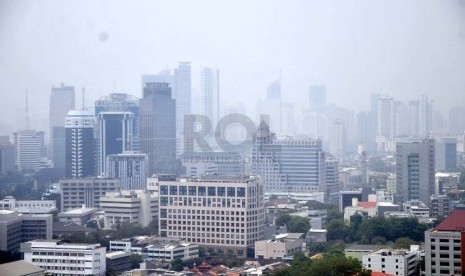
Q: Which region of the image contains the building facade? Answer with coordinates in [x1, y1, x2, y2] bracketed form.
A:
[106, 151, 148, 190]
[158, 176, 265, 257]
[64, 110, 96, 178]
[362, 248, 420, 276]
[396, 139, 435, 205]
[255, 233, 304, 260]
[22, 240, 106, 276]
[14, 130, 42, 172]
[59, 178, 120, 211]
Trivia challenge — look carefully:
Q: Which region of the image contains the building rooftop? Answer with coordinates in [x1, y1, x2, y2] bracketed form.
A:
[436, 210, 465, 231]
[0, 260, 45, 276]
[358, 201, 376, 208]
[367, 248, 410, 257]
[106, 251, 131, 259]
[58, 207, 97, 216]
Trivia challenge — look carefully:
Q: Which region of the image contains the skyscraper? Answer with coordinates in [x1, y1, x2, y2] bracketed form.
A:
[173, 62, 192, 137]
[309, 85, 326, 113]
[140, 83, 176, 175]
[377, 96, 395, 139]
[329, 118, 346, 158]
[252, 121, 326, 193]
[13, 130, 42, 172]
[64, 110, 96, 178]
[97, 112, 134, 176]
[396, 139, 435, 205]
[435, 137, 457, 172]
[106, 152, 148, 191]
[200, 66, 220, 129]
[49, 84, 75, 168]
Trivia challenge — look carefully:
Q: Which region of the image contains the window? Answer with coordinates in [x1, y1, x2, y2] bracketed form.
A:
[208, 187, 216, 196]
[237, 187, 245, 197]
[179, 186, 187, 195]
[160, 185, 168, 195]
[227, 187, 235, 197]
[217, 187, 225, 196]
[198, 186, 206, 196]
[170, 186, 178, 195]
[189, 186, 196, 196]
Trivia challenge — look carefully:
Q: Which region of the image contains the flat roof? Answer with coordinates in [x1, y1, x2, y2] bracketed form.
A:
[0, 260, 45, 276]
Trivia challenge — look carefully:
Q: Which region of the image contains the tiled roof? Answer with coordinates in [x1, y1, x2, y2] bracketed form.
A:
[436, 210, 465, 231]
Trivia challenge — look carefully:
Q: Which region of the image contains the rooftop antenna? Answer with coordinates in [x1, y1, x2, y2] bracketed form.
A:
[25, 89, 30, 130]
[81, 86, 85, 110]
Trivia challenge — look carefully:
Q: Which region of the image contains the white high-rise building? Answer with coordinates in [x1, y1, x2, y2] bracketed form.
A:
[329, 119, 346, 158]
[377, 97, 395, 139]
[158, 175, 265, 258]
[173, 62, 192, 139]
[22, 240, 106, 276]
[200, 66, 220, 130]
[106, 151, 148, 191]
[13, 130, 41, 172]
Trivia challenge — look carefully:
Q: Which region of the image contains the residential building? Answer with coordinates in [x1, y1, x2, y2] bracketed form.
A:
[425, 210, 465, 275]
[430, 195, 450, 218]
[59, 178, 120, 211]
[139, 82, 176, 175]
[64, 110, 96, 178]
[109, 236, 199, 261]
[50, 84, 75, 169]
[362, 247, 420, 276]
[252, 122, 326, 193]
[255, 233, 304, 259]
[14, 130, 42, 172]
[158, 175, 265, 257]
[57, 207, 97, 226]
[396, 139, 435, 205]
[22, 240, 106, 276]
[100, 190, 157, 229]
[97, 112, 135, 176]
[106, 151, 148, 190]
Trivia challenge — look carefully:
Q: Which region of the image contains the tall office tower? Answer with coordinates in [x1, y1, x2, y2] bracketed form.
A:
[408, 100, 420, 137]
[0, 142, 15, 174]
[419, 95, 433, 137]
[140, 83, 176, 175]
[173, 62, 192, 138]
[158, 175, 265, 258]
[13, 130, 41, 172]
[436, 137, 457, 172]
[200, 66, 220, 130]
[267, 80, 281, 99]
[425, 210, 465, 276]
[141, 69, 173, 89]
[448, 105, 465, 134]
[97, 112, 134, 176]
[396, 139, 435, 205]
[49, 84, 75, 168]
[309, 85, 326, 113]
[325, 154, 340, 195]
[359, 150, 368, 186]
[329, 118, 346, 158]
[64, 110, 96, 179]
[394, 101, 409, 137]
[377, 97, 395, 138]
[106, 151, 148, 190]
[95, 93, 140, 149]
[252, 121, 326, 193]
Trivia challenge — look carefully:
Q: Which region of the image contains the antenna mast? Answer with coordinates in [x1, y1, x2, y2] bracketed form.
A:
[25, 89, 29, 130]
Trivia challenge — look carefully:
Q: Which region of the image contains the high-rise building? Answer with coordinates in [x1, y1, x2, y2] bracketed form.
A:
[200, 66, 220, 129]
[267, 80, 281, 100]
[0, 141, 15, 174]
[173, 62, 192, 137]
[377, 97, 395, 139]
[50, 84, 75, 168]
[158, 175, 265, 258]
[97, 112, 134, 176]
[329, 119, 346, 158]
[419, 95, 433, 137]
[448, 106, 465, 134]
[435, 137, 457, 172]
[252, 122, 326, 193]
[396, 139, 435, 205]
[309, 85, 326, 113]
[95, 93, 140, 173]
[425, 210, 465, 275]
[141, 69, 173, 88]
[13, 130, 42, 172]
[64, 110, 96, 179]
[140, 83, 176, 175]
[106, 151, 148, 190]
[22, 240, 106, 275]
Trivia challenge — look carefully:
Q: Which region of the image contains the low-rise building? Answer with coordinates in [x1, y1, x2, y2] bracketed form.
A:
[307, 229, 327, 243]
[429, 195, 450, 218]
[57, 207, 97, 226]
[100, 190, 158, 229]
[362, 247, 421, 276]
[255, 233, 304, 260]
[344, 198, 377, 223]
[22, 239, 106, 276]
[425, 210, 465, 275]
[0, 196, 57, 214]
[0, 260, 46, 276]
[109, 236, 198, 261]
[403, 200, 430, 218]
[106, 251, 133, 275]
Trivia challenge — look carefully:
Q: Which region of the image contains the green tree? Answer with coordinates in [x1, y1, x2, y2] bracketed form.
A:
[171, 258, 184, 271]
[287, 216, 310, 233]
[394, 237, 415, 249]
[130, 254, 143, 269]
[276, 214, 291, 227]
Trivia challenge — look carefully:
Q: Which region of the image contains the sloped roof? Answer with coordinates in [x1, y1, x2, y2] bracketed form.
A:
[358, 201, 376, 208]
[436, 210, 465, 231]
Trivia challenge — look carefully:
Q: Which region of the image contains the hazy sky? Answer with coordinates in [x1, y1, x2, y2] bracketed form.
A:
[1, 0, 465, 135]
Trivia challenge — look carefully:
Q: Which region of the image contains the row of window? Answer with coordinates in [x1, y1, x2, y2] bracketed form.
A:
[160, 185, 248, 197]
